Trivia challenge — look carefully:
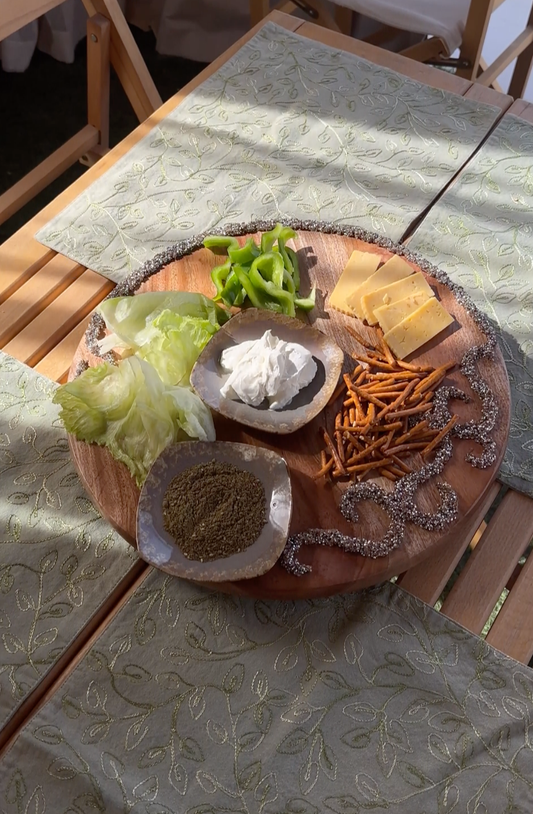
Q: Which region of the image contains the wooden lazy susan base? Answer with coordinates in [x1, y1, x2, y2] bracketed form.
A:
[69, 230, 510, 599]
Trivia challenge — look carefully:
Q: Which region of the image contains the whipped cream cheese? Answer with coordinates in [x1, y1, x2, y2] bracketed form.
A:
[220, 329, 317, 410]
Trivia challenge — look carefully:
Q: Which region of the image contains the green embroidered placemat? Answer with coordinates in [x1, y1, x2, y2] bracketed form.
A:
[409, 114, 533, 497]
[35, 22, 501, 282]
[1, 572, 532, 812]
[0, 352, 139, 732]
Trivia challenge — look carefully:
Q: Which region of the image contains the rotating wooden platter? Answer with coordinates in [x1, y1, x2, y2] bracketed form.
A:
[69, 230, 510, 598]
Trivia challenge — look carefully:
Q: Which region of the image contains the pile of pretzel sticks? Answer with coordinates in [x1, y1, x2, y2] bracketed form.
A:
[316, 327, 458, 481]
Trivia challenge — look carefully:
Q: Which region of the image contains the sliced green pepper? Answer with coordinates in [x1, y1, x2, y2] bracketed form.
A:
[285, 246, 300, 292]
[233, 285, 246, 307]
[249, 264, 296, 317]
[294, 288, 316, 312]
[203, 235, 240, 255]
[260, 223, 283, 254]
[228, 238, 261, 266]
[282, 268, 296, 295]
[220, 271, 245, 308]
[210, 258, 232, 298]
[252, 252, 285, 289]
[232, 264, 294, 316]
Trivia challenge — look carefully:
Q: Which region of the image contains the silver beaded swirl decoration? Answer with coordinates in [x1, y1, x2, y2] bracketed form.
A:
[84, 219, 499, 576]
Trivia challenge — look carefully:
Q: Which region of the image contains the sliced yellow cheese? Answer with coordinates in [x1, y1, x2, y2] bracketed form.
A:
[347, 254, 413, 320]
[374, 291, 433, 334]
[363, 272, 434, 326]
[329, 251, 381, 316]
[383, 297, 454, 360]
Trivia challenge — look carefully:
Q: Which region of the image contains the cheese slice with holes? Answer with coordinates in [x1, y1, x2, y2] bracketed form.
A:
[383, 297, 454, 359]
[363, 272, 434, 326]
[347, 255, 413, 320]
[374, 291, 433, 333]
[329, 251, 381, 316]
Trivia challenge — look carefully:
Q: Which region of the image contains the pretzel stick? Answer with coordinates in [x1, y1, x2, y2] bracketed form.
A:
[396, 359, 434, 373]
[316, 324, 458, 481]
[390, 455, 412, 474]
[351, 386, 387, 409]
[313, 457, 334, 479]
[353, 354, 395, 371]
[376, 378, 418, 420]
[379, 334, 396, 366]
[422, 415, 458, 456]
[379, 468, 397, 481]
[388, 404, 433, 419]
[345, 324, 375, 349]
[386, 441, 429, 456]
[335, 414, 345, 462]
[322, 428, 346, 475]
[414, 362, 454, 395]
[345, 436, 388, 464]
[393, 420, 431, 447]
[344, 457, 394, 475]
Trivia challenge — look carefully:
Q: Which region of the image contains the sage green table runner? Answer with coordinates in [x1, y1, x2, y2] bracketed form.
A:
[1, 573, 532, 812]
[409, 114, 533, 498]
[35, 22, 501, 282]
[0, 352, 139, 733]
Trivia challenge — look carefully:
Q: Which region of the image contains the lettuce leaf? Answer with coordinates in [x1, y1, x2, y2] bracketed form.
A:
[135, 310, 218, 386]
[98, 292, 228, 386]
[98, 291, 228, 351]
[53, 356, 215, 486]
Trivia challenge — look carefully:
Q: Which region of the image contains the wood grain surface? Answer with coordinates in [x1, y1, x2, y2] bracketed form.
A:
[69, 231, 510, 598]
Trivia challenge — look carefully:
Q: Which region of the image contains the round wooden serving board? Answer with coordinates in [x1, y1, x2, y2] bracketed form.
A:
[69, 231, 510, 599]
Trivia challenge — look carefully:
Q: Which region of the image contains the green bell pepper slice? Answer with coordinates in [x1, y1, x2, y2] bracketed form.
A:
[260, 223, 283, 254]
[233, 264, 295, 316]
[294, 287, 316, 312]
[203, 235, 240, 255]
[252, 252, 285, 289]
[249, 264, 296, 317]
[220, 271, 245, 308]
[282, 268, 296, 295]
[228, 238, 261, 266]
[210, 258, 232, 298]
[284, 245, 300, 292]
[261, 223, 297, 254]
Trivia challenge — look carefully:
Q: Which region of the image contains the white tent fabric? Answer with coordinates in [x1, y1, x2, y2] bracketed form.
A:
[336, 0, 469, 53]
[0, 0, 249, 71]
[1, 0, 93, 72]
[0, 0, 458, 73]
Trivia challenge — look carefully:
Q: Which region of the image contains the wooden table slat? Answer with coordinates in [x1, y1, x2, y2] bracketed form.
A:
[3, 270, 114, 367]
[440, 490, 533, 633]
[397, 481, 502, 606]
[0, 254, 85, 348]
[0, 11, 305, 290]
[0, 246, 55, 306]
[33, 315, 93, 382]
[486, 546, 533, 663]
[463, 83, 513, 111]
[506, 98, 533, 122]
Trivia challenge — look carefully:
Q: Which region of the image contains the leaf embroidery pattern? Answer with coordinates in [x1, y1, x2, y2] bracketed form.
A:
[410, 114, 533, 496]
[35, 23, 500, 282]
[1, 577, 532, 812]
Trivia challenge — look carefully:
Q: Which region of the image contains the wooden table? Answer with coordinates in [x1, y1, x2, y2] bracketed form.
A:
[1, 11, 533, 756]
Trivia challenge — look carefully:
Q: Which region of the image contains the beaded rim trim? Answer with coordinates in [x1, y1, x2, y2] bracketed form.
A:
[83, 218, 499, 575]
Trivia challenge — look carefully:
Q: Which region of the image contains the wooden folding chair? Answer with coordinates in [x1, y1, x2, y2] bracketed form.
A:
[0, 0, 163, 226]
[249, 0, 533, 98]
[250, 1, 353, 34]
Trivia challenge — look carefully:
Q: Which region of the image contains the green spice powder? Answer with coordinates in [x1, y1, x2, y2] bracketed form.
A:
[162, 459, 267, 562]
